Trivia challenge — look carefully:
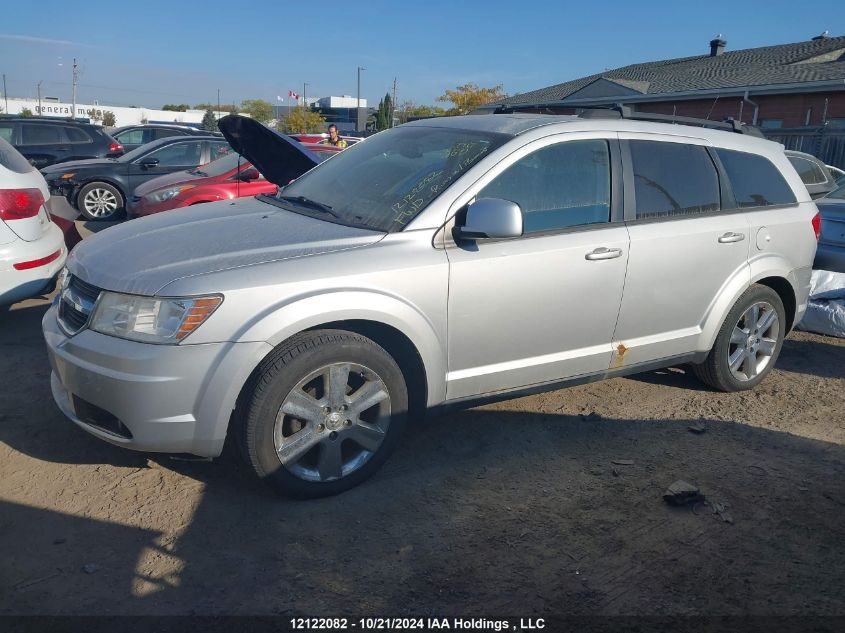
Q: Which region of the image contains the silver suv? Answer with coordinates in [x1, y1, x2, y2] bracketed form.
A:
[43, 112, 819, 497]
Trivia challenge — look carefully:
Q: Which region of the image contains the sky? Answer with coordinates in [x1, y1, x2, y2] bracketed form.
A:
[0, 0, 841, 110]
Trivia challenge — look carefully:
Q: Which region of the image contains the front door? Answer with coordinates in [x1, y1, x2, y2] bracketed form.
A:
[445, 135, 630, 400]
[127, 139, 206, 191]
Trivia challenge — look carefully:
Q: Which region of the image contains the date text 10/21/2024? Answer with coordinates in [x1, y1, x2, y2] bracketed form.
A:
[290, 618, 546, 631]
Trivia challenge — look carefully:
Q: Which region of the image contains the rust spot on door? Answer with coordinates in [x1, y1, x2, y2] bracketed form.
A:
[612, 343, 629, 369]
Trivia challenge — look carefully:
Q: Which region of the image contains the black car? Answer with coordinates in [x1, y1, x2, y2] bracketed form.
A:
[0, 117, 124, 168]
[110, 124, 222, 152]
[41, 135, 232, 220]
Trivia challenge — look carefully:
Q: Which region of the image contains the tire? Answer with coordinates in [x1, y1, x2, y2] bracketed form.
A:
[237, 329, 408, 498]
[77, 182, 125, 221]
[692, 284, 786, 392]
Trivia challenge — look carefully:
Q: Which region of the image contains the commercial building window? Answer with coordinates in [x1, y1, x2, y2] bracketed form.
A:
[478, 140, 611, 233]
[758, 119, 783, 129]
[630, 140, 720, 219]
[716, 148, 796, 208]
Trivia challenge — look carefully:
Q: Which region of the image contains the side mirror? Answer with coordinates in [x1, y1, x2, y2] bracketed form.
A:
[238, 167, 260, 182]
[139, 157, 159, 169]
[453, 197, 523, 240]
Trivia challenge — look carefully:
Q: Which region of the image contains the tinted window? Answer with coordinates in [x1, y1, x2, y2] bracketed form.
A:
[64, 126, 91, 143]
[0, 138, 35, 173]
[0, 123, 13, 143]
[788, 155, 827, 185]
[152, 128, 185, 140]
[716, 148, 797, 208]
[20, 124, 61, 145]
[630, 141, 720, 219]
[114, 129, 145, 145]
[478, 140, 611, 233]
[144, 141, 203, 166]
[208, 141, 231, 161]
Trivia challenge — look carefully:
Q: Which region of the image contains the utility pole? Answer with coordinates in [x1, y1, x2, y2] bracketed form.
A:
[303, 82, 308, 110]
[71, 58, 79, 119]
[357, 66, 365, 132]
[217, 88, 220, 119]
[37, 80, 42, 116]
[2, 74, 8, 113]
[391, 77, 397, 128]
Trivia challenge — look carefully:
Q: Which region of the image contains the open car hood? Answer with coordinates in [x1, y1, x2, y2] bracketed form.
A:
[217, 114, 321, 187]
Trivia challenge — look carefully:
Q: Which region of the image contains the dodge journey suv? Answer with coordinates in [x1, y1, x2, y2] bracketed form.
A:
[43, 112, 819, 497]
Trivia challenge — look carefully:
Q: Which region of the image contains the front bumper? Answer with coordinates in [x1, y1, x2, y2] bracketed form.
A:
[43, 303, 272, 457]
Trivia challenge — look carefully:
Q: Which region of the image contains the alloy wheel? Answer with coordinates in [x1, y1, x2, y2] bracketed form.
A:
[727, 301, 780, 382]
[83, 188, 119, 217]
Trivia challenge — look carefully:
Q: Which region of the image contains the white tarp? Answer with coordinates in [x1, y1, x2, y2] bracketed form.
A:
[796, 270, 845, 338]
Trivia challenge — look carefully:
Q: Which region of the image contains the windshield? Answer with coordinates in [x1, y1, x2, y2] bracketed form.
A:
[274, 126, 509, 232]
[826, 181, 845, 200]
[192, 151, 246, 177]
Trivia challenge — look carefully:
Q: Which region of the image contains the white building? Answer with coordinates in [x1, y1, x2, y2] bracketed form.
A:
[1, 97, 227, 127]
[317, 95, 367, 109]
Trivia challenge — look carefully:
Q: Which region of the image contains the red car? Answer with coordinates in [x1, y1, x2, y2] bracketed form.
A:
[127, 142, 340, 218]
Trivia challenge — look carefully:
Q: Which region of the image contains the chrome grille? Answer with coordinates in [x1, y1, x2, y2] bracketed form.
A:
[58, 275, 101, 335]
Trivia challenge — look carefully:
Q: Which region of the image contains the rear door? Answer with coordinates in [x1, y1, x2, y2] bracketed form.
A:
[126, 139, 205, 191]
[18, 123, 70, 168]
[613, 134, 750, 366]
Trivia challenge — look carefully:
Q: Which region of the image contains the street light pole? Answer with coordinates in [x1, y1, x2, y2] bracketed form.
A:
[357, 66, 365, 132]
[2, 74, 8, 113]
[303, 82, 308, 110]
[37, 80, 42, 116]
[71, 58, 78, 119]
[217, 88, 220, 118]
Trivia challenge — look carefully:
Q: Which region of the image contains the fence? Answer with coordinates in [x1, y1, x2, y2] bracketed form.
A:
[764, 124, 845, 170]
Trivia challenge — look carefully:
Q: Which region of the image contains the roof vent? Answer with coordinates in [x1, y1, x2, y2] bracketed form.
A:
[709, 36, 727, 57]
[811, 30, 830, 40]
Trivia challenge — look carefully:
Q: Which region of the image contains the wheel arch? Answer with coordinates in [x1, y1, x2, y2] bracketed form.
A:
[754, 275, 797, 333]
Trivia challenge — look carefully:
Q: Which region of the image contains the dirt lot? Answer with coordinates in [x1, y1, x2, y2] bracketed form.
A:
[1, 267, 844, 617]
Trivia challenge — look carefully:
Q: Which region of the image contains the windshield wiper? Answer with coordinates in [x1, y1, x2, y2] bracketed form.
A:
[277, 195, 341, 220]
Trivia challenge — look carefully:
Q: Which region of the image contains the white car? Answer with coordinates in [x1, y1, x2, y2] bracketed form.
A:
[0, 138, 66, 305]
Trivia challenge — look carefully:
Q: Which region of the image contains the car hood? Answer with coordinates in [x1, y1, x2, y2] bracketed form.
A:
[132, 169, 208, 197]
[217, 114, 321, 187]
[67, 197, 384, 295]
[41, 158, 118, 175]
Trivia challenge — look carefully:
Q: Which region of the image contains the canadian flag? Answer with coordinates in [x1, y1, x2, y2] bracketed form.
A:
[288, 89, 300, 100]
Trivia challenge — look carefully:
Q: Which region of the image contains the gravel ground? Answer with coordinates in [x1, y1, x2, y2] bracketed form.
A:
[1, 231, 844, 618]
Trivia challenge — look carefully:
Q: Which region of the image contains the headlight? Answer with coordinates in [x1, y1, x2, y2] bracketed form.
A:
[89, 292, 222, 344]
[57, 267, 70, 292]
[145, 185, 195, 203]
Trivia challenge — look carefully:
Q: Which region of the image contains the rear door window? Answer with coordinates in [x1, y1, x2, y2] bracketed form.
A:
[20, 124, 62, 145]
[152, 128, 184, 140]
[716, 148, 797, 208]
[630, 140, 720, 219]
[63, 126, 91, 143]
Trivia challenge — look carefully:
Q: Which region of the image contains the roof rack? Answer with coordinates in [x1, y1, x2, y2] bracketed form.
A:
[577, 104, 765, 137]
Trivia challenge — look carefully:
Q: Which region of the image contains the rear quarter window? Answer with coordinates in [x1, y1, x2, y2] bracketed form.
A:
[64, 126, 92, 143]
[788, 155, 827, 185]
[716, 148, 797, 208]
[0, 138, 36, 173]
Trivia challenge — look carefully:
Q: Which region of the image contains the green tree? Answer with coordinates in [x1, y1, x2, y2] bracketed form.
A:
[194, 103, 237, 113]
[101, 111, 116, 127]
[86, 108, 103, 124]
[240, 99, 274, 124]
[277, 109, 327, 134]
[20, 107, 33, 117]
[436, 83, 506, 115]
[162, 104, 189, 112]
[201, 108, 218, 132]
[375, 92, 393, 131]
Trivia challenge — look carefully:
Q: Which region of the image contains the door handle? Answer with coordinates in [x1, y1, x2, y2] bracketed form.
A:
[585, 247, 623, 261]
[718, 232, 745, 243]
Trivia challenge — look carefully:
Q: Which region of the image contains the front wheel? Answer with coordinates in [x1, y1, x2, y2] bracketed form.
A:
[237, 330, 408, 498]
[77, 182, 124, 221]
[692, 284, 786, 392]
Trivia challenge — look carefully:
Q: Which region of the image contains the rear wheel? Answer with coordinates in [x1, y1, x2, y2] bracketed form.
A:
[692, 284, 786, 392]
[237, 330, 408, 498]
[78, 182, 124, 220]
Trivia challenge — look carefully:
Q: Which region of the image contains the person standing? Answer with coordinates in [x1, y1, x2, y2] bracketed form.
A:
[324, 124, 348, 148]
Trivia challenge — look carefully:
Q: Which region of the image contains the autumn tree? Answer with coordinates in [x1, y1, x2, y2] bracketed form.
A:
[194, 103, 238, 113]
[101, 111, 116, 127]
[20, 107, 33, 117]
[162, 104, 189, 112]
[277, 109, 327, 134]
[86, 108, 103, 123]
[436, 83, 506, 115]
[240, 99, 274, 124]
